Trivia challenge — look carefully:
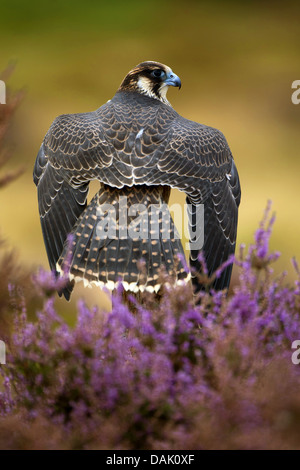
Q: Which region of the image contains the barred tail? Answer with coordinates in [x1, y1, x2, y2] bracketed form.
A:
[57, 184, 189, 294]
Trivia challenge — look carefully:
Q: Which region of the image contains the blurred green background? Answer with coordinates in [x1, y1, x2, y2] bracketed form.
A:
[0, 0, 299, 308]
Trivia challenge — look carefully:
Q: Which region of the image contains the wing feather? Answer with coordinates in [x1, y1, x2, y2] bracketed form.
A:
[34, 144, 89, 283]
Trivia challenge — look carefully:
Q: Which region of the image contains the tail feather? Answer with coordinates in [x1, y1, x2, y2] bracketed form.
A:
[160, 238, 174, 272]
[69, 201, 99, 280]
[57, 184, 190, 293]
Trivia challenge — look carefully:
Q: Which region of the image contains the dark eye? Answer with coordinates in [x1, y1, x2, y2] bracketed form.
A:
[151, 69, 165, 78]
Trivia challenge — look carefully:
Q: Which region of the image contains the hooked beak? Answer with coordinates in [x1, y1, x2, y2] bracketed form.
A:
[164, 71, 181, 89]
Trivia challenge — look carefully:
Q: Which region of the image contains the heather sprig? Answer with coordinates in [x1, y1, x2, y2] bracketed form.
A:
[31, 234, 74, 298]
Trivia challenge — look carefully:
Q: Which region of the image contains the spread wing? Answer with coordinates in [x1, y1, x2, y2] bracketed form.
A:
[33, 92, 241, 294]
[33, 107, 115, 298]
[137, 113, 241, 292]
[187, 159, 241, 292]
[33, 145, 90, 299]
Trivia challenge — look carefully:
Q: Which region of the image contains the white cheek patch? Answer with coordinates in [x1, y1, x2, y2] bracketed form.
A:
[137, 74, 172, 106]
[159, 84, 170, 102]
[137, 77, 157, 99]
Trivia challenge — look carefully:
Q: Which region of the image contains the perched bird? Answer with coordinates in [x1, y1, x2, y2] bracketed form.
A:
[33, 61, 241, 300]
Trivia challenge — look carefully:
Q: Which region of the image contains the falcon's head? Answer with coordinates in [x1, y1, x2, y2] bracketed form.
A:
[118, 61, 181, 105]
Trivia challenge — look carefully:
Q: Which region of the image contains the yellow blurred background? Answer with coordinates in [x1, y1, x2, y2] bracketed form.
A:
[0, 0, 299, 309]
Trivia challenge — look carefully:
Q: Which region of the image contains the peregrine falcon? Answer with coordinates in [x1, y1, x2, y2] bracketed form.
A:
[33, 61, 241, 300]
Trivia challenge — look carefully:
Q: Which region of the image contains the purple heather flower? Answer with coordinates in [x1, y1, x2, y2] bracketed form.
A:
[1, 202, 300, 450]
[196, 251, 209, 275]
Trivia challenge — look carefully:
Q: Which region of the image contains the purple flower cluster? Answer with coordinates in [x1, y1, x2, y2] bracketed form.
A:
[1, 204, 300, 449]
